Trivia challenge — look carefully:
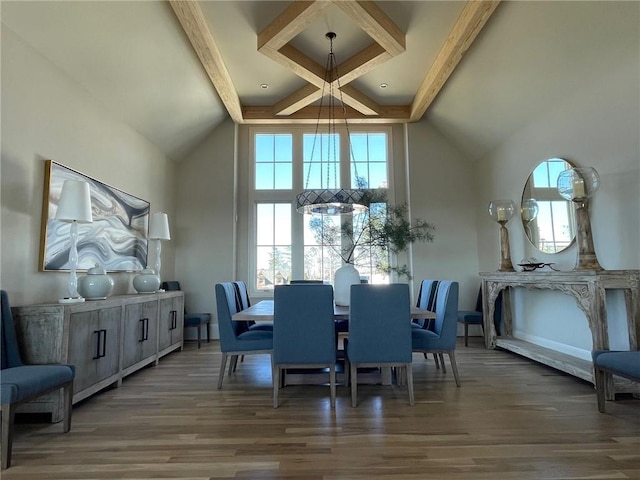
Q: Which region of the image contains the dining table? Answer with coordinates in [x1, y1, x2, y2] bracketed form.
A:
[231, 299, 436, 322]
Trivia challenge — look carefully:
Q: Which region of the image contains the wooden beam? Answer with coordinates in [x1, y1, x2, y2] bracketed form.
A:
[274, 84, 322, 116]
[410, 0, 501, 121]
[333, 0, 406, 56]
[169, 0, 243, 123]
[243, 105, 410, 124]
[258, 1, 332, 52]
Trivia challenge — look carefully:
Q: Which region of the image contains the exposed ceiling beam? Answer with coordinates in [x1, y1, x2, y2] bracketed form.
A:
[332, 0, 405, 56]
[242, 105, 411, 124]
[169, 0, 243, 123]
[410, 0, 501, 121]
[257, 0, 405, 117]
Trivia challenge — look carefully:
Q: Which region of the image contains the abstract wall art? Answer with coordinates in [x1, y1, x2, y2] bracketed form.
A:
[40, 160, 150, 272]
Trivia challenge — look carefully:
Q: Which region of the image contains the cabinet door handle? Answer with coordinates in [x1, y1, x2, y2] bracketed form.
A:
[93, 329, 107, 359]
[100, 329, 107, 358]
[170, 310, 177, 330]
[144, 318, 149, 341]
[93, 330, 102, 359]
[139, 318, 146, 342]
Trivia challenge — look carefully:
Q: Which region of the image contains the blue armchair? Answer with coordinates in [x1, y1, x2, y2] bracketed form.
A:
[345, 284, 414, 407]
[592, 350, 640, 413]
[1, 290, 75, 469]
[215, 283, 273, 389]
[457, 286, 503, 347]
[272, 284, 336, 408]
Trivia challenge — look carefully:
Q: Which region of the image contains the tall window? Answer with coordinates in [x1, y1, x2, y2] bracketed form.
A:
[249, 127, 391, 292]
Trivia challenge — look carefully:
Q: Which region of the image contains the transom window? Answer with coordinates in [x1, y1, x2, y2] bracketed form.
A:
[249, 127, 392, 292]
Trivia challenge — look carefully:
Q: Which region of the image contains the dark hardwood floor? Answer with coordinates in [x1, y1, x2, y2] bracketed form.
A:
[5, 338, 640, 479]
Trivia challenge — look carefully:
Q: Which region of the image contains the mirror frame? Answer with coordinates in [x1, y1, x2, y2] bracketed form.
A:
[521, 158, 577, 254]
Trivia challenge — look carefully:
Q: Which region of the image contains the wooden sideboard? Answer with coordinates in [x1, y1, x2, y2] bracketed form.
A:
[480, 270, 639, 398]
[11, 292, 184, 421]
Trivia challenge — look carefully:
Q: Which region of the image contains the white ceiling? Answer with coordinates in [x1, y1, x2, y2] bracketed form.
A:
[1, 1, 636, 162]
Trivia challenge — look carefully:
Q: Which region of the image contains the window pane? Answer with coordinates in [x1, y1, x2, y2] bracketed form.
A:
[255, 135, 274, 162]
[274, 135, 292, 162]
[255, 164, 274, 190]
[274, 163, 292, 189]
[256, 203, 292, 290]
[350, 132, 387, 189]
[303, 133, 340, 189]
[255, 134, 292, 190]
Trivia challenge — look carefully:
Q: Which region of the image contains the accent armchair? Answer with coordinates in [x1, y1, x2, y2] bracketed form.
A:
[1, 290, 75, 469]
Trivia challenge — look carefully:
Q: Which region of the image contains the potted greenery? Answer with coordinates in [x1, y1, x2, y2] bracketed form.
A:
[308, 190, 435, 303]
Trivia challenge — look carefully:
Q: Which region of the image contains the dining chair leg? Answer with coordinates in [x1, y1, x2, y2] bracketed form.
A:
[230, 355, 239, 373]
[350, 364, 358, 407]
[196, 325, 202, 349]
[406, 363, 415, 406]
[2, 403, 15, 469]
[329, 364, 336, 408]
[217, 353, 228, 389]
[439, 353, 446, 373]
[464, 324, 469, 347]
[433, 353, 440, 369]
[206, 324, 211, 343]
[273, 365, 281, 409]
[449, 351, 461, 387]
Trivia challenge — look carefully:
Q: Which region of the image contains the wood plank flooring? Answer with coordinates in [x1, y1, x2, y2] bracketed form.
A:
[4, 339, 640, 479]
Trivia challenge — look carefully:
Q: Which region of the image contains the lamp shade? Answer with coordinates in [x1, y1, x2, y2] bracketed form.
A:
[149, 212, 171, 240]
[55, 180, 93, 223]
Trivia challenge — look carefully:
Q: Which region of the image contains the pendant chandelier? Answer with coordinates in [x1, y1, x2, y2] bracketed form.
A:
[296, 32, 368, 216]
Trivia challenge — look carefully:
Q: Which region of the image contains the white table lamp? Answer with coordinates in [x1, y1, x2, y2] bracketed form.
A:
[55, 180, 93, 303]
[149, 212, 171, 288]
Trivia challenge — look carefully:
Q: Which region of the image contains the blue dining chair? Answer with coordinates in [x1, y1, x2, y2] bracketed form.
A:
[215, 282, 273, 389]
[412, 279, 440, 330]
[457, 286, 503, 347]
[162, 281, 211, 348]
[412, 280, 461, 386]
[1, 290, 75, 469]
[272, 284, 336, 408]
[345, 284, 414, 407]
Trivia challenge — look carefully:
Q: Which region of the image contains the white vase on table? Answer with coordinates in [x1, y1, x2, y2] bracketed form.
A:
[334, 263, 360, 306]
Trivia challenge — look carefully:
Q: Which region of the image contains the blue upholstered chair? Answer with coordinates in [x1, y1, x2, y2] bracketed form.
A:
[162, 281, 211, 348]
[412, 279, 440, 330]
[272, 284, 336, 408]
[592, 350, 640, 413]
[215, 283, 273, 389]
[1, 290, 75, 469]
[345, 284, 414, 407]
[412, 280, 461, 386]
[457, 286, 503, 347]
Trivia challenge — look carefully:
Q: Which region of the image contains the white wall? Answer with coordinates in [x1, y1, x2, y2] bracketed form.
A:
[1, 27, 177, 306]
[174, 119, 237, 338]
[474, 22, 640, 359]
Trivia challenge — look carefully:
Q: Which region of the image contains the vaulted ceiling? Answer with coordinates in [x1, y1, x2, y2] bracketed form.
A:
[2, 1, 634, 162]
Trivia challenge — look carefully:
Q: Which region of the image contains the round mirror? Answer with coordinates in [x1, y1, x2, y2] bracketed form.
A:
[521, 158, 577, 253]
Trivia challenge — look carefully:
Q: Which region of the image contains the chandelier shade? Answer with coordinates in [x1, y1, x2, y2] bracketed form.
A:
[297, 32, 367, 216]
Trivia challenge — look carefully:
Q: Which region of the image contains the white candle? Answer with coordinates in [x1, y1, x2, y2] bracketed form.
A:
[497, 208, 507, 221]
[573, 177, 586, 198]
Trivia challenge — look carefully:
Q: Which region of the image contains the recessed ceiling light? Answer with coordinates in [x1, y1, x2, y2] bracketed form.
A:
[379, 83, 388, 89]
[260, 83, 269, 89]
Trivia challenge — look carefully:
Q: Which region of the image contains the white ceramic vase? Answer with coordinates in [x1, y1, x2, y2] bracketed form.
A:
[133, 267, 160, 293]
[78, 264, 114, 300]
[334, 263, 360, 306]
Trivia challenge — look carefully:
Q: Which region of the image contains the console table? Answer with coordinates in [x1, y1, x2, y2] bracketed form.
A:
[480, 270, 639, 397]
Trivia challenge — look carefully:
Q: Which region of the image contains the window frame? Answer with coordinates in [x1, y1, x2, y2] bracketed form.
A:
[246, 125, 394, 296]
